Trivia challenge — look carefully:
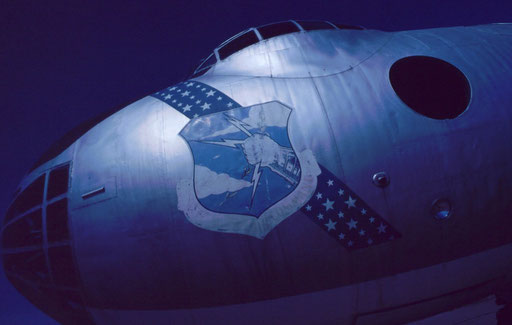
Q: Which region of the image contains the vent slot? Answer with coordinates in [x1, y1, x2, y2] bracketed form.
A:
[81, 186, 106, 200]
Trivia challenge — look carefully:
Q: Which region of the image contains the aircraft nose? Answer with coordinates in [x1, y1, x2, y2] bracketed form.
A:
[1, 164, 95, 325]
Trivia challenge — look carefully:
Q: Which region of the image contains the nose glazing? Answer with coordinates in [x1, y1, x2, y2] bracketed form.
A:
[1, 163, 94, 325]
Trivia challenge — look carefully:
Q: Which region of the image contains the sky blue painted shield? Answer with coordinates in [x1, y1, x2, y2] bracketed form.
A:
[180, 104, 301, 217]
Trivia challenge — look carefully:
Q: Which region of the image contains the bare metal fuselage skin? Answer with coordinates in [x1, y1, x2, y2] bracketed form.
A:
[4, 24, 512, 324]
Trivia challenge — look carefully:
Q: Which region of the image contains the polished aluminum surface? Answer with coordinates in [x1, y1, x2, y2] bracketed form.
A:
[3, 23, 512, 324]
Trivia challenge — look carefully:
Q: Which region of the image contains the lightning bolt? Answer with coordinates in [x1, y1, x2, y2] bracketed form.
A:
[199, 138, 245, 148]
[250, 162, 262, 207]
[197, 115, 253, 148]
[224, 114, 253, 137]
[196, 114, 264, 208]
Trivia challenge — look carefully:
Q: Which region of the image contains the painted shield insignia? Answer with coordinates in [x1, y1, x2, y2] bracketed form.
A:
[156, 82, 401, 249]
[177, 101, 320, 239]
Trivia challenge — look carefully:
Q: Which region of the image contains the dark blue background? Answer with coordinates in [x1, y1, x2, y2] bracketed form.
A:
[1, 1, 512, 323]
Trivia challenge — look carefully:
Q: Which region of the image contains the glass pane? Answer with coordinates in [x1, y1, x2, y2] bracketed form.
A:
[2, 209, 43, 248]
[258, 21, 299, 40]
[3, 249, 50, 284]
[4, 174, 45, 223]
[48, 245, 79, 287]
[297, 20, 335, 31]
[218, 30, 259, 60]
[47, 199, 69, 243]
[47, 164, 70, 200]
[59, 288, 83, 303]
[333, 23, 364, 30]
[6, 276, 93, 325]
[192, 53, 216, 77]
[195, 53, 216, 72]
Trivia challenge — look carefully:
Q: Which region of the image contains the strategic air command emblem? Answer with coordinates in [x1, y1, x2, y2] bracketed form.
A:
[176, 101, 320, 239]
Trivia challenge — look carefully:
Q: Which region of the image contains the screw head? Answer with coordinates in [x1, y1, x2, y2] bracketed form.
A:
[372, 172, 390, 187]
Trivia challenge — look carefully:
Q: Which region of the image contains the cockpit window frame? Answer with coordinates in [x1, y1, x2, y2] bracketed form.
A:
[257, 20, 302, 40]
[192, 52, 217, 76]
[295, 20, 336, 31]
[215, 28, 262, 61]
[190, 19, 365, 77]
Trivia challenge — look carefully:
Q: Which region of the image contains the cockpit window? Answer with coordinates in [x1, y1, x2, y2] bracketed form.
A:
[258, 21, 300, 39]
[190, 20, 364, 76]
[192, 52, 217, 77]
[47, 164, 70, 200]
[297, 20, 335, 31]
[46, 199, 69, 243]
[2, 162, 94, 324]
[332, 23, 364, 30]
[3, 249, 50, 284]
[48, 245, 79, 287]
[5, 174, 45, 223]
[217, 30, 259, 60]
[2, 209, 43, 248]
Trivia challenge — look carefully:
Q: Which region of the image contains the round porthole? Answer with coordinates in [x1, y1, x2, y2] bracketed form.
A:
[389, 56, 471, 120]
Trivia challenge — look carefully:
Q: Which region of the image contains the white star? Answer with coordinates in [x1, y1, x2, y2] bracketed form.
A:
[217, 96, 222, 101]
[369, 217, 375, 223]
[325, 219, 337, 231]
[367, 238, 373, 245]
[322, 198, 334, 211]
[195, 100, 201, 104]
[193, 113, 199, 118]
[182, 104, 192, 112]
[337, 211, 344, 218]
[345, 196, 357, 209]
[201, 88, 206, 91]
[181, 90, 191, 97]
[201, 102, 211, 110]
[206, 90, 216, 97]
[190, 95, 195, 99]
[169, 86, 177, 91]
[359, 229, 366, 236]
[227, 102, 233, 107]
[186, 82, 194, 87]
[348, 240, 354, 247]
[178, 103, 182, 107]
[317, 213, 324, 220]
[338, 189, 344, 196]
[177, 89, 181, 92]
[196, 84, 201, 88]
[361, 208, 367, 215]
[378, 223, 387, 233]
[316, 192, 322, 200]
[346, 219, 358, 230]
[305, 205, 312, 211]
[172, 99, 177, 103]
[164, 94, 172, 100]
[327, 179, 334, 186]
[338, 232, 345, 240]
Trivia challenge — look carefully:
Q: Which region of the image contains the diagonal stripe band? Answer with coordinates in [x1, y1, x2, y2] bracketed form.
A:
[152, 81, 401, 249]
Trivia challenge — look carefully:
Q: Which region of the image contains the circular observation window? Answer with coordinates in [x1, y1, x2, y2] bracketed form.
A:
[389, 56, 471, 120]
